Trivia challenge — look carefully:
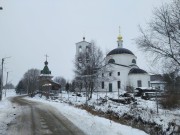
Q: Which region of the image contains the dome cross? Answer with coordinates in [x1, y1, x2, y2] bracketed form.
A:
[45, 54, 49, 61]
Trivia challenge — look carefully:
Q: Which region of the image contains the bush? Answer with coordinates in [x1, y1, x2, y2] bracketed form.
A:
[160, 93, 180, 109]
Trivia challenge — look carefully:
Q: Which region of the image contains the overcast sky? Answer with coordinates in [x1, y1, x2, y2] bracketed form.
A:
[0, 0, 170, 85]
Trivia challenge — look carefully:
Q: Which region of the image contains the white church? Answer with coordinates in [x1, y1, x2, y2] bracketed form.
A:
[75, 34, 150, 92]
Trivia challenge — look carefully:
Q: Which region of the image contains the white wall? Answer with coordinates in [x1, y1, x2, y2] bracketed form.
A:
[128, 74, 150, 88]
[106, 54, 137, 66]
[100, 64, 130, 92]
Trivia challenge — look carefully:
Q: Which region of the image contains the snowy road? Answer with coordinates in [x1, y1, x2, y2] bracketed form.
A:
[7, 96, 85, 135]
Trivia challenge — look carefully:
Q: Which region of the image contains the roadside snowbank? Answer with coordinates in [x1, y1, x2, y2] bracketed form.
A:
[0, 89, 18, 135]
[29, 91, 180, 134]
[56, 92, 180, 133]
[26, 96, 148, 135]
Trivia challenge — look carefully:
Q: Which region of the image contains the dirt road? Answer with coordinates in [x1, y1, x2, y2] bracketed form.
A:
[7, 96, 85, 135]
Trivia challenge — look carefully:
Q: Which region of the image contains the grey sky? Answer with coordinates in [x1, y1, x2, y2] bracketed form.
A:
[0, 0, 169, 85]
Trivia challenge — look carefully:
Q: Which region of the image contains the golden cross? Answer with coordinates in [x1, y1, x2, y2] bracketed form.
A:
[119, 26, 121, 35]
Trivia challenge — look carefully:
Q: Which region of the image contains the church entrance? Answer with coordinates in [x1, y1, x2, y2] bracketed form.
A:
[109, 83, 112, 92]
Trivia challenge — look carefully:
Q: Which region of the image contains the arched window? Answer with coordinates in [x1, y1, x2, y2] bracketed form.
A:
[78, 57, 82, 63]
[86, 46, 89, 52]
[102, 82, 104, 89]
[86, 55, 90, 63]
[132, 59, 136, 64]
[108, 59, 115, 64]
[109, 72, 112, 76]
[79, 46, 82, 52]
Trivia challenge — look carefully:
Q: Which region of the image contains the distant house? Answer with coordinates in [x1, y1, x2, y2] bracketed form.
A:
[39, 58, 61, 98]
[135, 87, 163, 99]
[150, 74, 166, 91]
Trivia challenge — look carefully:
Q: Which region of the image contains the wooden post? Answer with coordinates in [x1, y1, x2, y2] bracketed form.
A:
[5, 72, 8, 97]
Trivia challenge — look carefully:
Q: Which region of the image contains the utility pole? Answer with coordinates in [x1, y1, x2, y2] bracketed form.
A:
[0, 58, 4, 100]
[97, 88, 98, 104]
[0, 57, 11, 101]
[156, 88, 159, 114]
[118, 88, 120, 100]
[5, 72, 9, 97]
[0, 6, 3, 100]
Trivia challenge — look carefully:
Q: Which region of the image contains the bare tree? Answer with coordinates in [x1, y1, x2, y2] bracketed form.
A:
[15, 79, 26, 94]
[136, 0, 180, 71]
[0, 69, 1, 90]
[160, 70, 180, 108]
[74, 41, 104, 100]
[22, 68, 40, 97]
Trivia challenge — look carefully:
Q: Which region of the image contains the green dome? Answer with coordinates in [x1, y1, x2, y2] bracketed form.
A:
[41, 61, 51, 74]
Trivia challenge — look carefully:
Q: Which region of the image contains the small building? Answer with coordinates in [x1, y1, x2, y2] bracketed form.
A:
[39, 57, 61, 97]
[150, 74, 166, 91]
[41, 79, 61, 96]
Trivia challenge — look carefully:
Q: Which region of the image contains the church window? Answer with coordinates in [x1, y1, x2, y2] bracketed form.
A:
[117, 81, 121, 89]
[78, 57, 82, 63]
[79, 46, 82, 52]
[132, 59, 136, 64]
[148, 81, 150, 87]
[108, 59, 115, 64]
[102, 82, 104, 89]
[109, 72, 112, 76]
[137, 80, 142, 87]
[118, 72, 120, 76]
[86, 46, 89, 52]
[102, 73, 104, 77]
[86, 56, 90, 63]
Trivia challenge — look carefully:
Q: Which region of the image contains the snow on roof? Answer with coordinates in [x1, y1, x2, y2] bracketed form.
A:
[150, 81, 166, 84]
[42, 83, 52, 86]
[40, 74, 53, 76]
[136, 87, 154, 90]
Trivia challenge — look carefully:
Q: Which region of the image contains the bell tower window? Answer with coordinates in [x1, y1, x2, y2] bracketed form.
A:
[108, 59, 115, 64]
[86, 46, 89, 52]
[79, 46, 82, 53]
[132, 59, 136, 64]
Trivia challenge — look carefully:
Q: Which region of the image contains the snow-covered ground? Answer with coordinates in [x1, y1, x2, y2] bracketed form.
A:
[0, 89, 18, 135]
[0, 89, 148, 135]
[0, 89, 179, 134]
[28, 91, 180, 134]
[26, 95, 148, 135]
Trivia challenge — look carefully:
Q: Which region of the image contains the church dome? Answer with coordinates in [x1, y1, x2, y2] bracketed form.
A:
[129, 68, 147, 75]
[107, 48, 134, 56]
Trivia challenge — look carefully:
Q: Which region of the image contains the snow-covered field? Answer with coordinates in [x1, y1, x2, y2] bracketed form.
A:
[26, 94, 148, 135]
[0, 89, 18, 135]
[29, 91, 180, 134]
